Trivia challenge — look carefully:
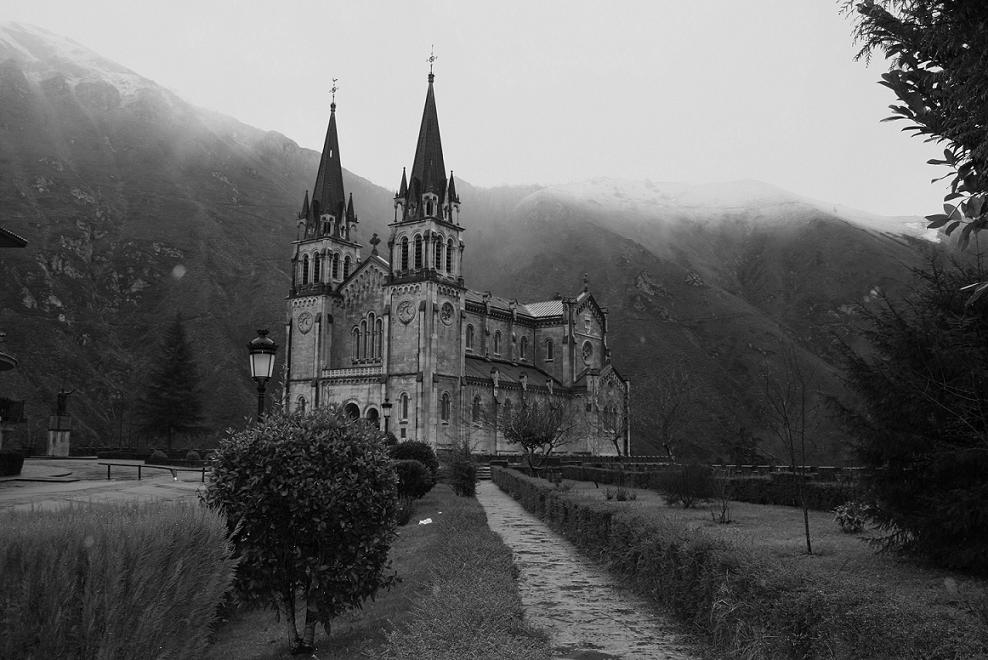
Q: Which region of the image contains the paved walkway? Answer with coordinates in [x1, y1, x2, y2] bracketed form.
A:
[0, 458, 203, 512]
[476, 481, 695, 660]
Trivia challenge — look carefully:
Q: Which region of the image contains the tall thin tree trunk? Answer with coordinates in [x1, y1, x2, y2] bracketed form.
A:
[283, 591, 300, 647]
[301, 592, 319, 648]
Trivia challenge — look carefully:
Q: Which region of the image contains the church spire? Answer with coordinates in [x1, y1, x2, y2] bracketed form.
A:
[310, 82, 346, 225]
[407, 67, 447, 206]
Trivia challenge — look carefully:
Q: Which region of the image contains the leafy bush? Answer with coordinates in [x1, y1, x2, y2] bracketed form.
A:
[834, 501, 869, 534]
[202, 407, 399, 651]
[185, 449, 202, 462]
[394, 458, 435, 501]
[725, 474, 861, 511]
[447, 440, 476, 497]
[390, 440, 439, 477]
[0, 501, 234, 658]
[0, 450, 24, 476]
[148, 448, 168, 462]
[654, 463, 714, 507]
[396, 498, 415, 526]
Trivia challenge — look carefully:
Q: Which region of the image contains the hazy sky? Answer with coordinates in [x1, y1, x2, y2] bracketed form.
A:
[6, 0, 950, 216]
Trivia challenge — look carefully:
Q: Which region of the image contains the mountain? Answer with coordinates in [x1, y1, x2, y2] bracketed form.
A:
[0, 23, 945, 461]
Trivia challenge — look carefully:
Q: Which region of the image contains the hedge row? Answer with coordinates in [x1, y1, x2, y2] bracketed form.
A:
[559, 465, 863, 511]
[492, 467, 988, 659]
[0, 501, 235, 658]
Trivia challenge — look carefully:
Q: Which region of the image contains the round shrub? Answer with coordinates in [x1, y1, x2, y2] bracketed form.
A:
[390, 440, 439, 477]
[185, 450, 202, 462]
[202, 407, 399, 650]
[394, 459, 435, 501]
[148, 449, 168, 462]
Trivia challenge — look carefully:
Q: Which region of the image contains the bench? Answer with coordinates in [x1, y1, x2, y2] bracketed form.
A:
[97, 462, 210, 483]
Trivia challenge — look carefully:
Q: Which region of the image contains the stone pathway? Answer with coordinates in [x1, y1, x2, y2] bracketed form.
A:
[476, 481, 696, 660]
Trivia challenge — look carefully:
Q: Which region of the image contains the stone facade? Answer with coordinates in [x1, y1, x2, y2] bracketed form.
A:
[284, 73, 629, 455]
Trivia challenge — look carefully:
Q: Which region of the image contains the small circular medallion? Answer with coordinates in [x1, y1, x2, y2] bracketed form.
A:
[440, 302, 454, 326]
[397, 300, 416, 324]
[297, 311, 313, 334]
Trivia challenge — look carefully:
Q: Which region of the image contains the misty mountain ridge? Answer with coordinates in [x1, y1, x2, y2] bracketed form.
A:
[0, 22, 951, 461]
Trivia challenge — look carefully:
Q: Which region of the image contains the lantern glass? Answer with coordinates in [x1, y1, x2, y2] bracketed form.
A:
[249, 351, 274, 379]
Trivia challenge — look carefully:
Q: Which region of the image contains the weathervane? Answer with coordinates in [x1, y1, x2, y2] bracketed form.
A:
[330, 77, 339, 105]
[427, 45, 437, 75]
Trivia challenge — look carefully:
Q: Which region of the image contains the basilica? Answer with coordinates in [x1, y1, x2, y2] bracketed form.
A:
[283, 69, 629, 455]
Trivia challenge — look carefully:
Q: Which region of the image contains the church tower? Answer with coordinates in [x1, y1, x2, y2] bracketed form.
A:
[385, 66, 466, 445]
[286, 86, 360, 409]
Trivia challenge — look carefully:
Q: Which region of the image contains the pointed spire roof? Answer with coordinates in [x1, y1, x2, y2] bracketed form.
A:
[446, 171, 458, 204]
[408, 72, 447, 200]
[398, 167, 408, 197]
[311, 101, 346, 221]
[299, 190, 310, 220]
[345, 192, 356, 223]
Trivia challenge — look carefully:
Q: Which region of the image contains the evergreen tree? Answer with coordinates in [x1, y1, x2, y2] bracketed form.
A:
[134, 315, 204, 449]
[839, 261, 988, 572]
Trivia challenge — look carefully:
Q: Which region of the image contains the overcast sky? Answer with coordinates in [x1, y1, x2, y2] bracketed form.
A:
[6, 0, 949, 216]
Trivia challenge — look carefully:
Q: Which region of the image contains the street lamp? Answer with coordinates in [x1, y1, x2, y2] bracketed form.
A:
[247, 329, 278, 421]
[382, 397, 392, 435]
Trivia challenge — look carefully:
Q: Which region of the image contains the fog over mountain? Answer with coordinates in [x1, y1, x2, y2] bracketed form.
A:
[0, 23, 946, 460]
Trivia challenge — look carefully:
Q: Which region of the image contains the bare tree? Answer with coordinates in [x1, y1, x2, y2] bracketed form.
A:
[760, 347, 814, 555]
[636, 366, 697, 461]
[500, 397, 579, 472]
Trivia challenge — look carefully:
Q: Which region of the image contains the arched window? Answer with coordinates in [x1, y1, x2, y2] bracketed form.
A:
[414, 235, 423, 269]
[332, 252, 339, 280]
[352, 327, 360, 361]
[544, 338, 554, 361]
[376, 318, 383, 359]
[343, 255, 351, 279]
[466, 324, 474, 351]
[301, 254, 310, 285]
[400, 237, 409, 271]
[493, 330, 502, 356]
[297, 395, 307, 414]
[434, 238, 442, 270]
[520, 336, 528, 360]
[400, 393, 409, 419]
[446, 238, 454, 273]
[472, 395, 482, 423]
[360, 320, 368, 360]
[313, 253, 321, 283]
[441, 392, 451, 422]
[367, 314, 376, 358]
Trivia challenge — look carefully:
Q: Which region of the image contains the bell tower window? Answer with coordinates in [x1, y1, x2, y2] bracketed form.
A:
[414, 235, 423, 269]
[434, 237, 443, 270]
[313, 253, 321, 283]
[400, 237, 409, 271]
[446, 238, 454, 273]
[343, 255, 351, 278]
[332, 253, 339, 280]
[301, 255, 310, 285]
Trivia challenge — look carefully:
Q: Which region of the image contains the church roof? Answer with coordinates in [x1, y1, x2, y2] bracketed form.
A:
[311, 102, 347, 221]
[523, 300, 564, 317]
[0, 225, 27, 248]
[464, 355, 563, 389]
[408, 73, 447, 201]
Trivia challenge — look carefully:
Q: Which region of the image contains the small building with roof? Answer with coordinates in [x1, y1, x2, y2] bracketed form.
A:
[284, 70, 629, 455]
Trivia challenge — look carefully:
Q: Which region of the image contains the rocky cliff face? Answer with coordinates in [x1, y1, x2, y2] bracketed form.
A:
[0, 23, 944, 461]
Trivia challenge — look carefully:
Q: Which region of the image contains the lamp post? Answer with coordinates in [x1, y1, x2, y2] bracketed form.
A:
[247, 329, 278, 422]
[382, 397, 392, 435]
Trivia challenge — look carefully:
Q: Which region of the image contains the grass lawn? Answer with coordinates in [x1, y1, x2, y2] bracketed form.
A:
[568, 480, 988, 615]
[206, 484, 550, 659]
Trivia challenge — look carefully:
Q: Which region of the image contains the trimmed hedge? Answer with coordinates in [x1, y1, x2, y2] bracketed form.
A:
[492, 467, 988, 659]
[559, 465, 863, 511]
[0, 501, 235, 658]
[0, 450, 24, 476]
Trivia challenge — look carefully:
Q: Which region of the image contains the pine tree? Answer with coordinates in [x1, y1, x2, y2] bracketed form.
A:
[134, 315, 204, 449]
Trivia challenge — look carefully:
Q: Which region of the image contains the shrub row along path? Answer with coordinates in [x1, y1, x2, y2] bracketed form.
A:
[476, 481, 695, 660]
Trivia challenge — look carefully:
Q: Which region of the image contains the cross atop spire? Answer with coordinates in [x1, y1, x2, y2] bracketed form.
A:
[427, 45, 437, 81]
[330, 77, 339, 110]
